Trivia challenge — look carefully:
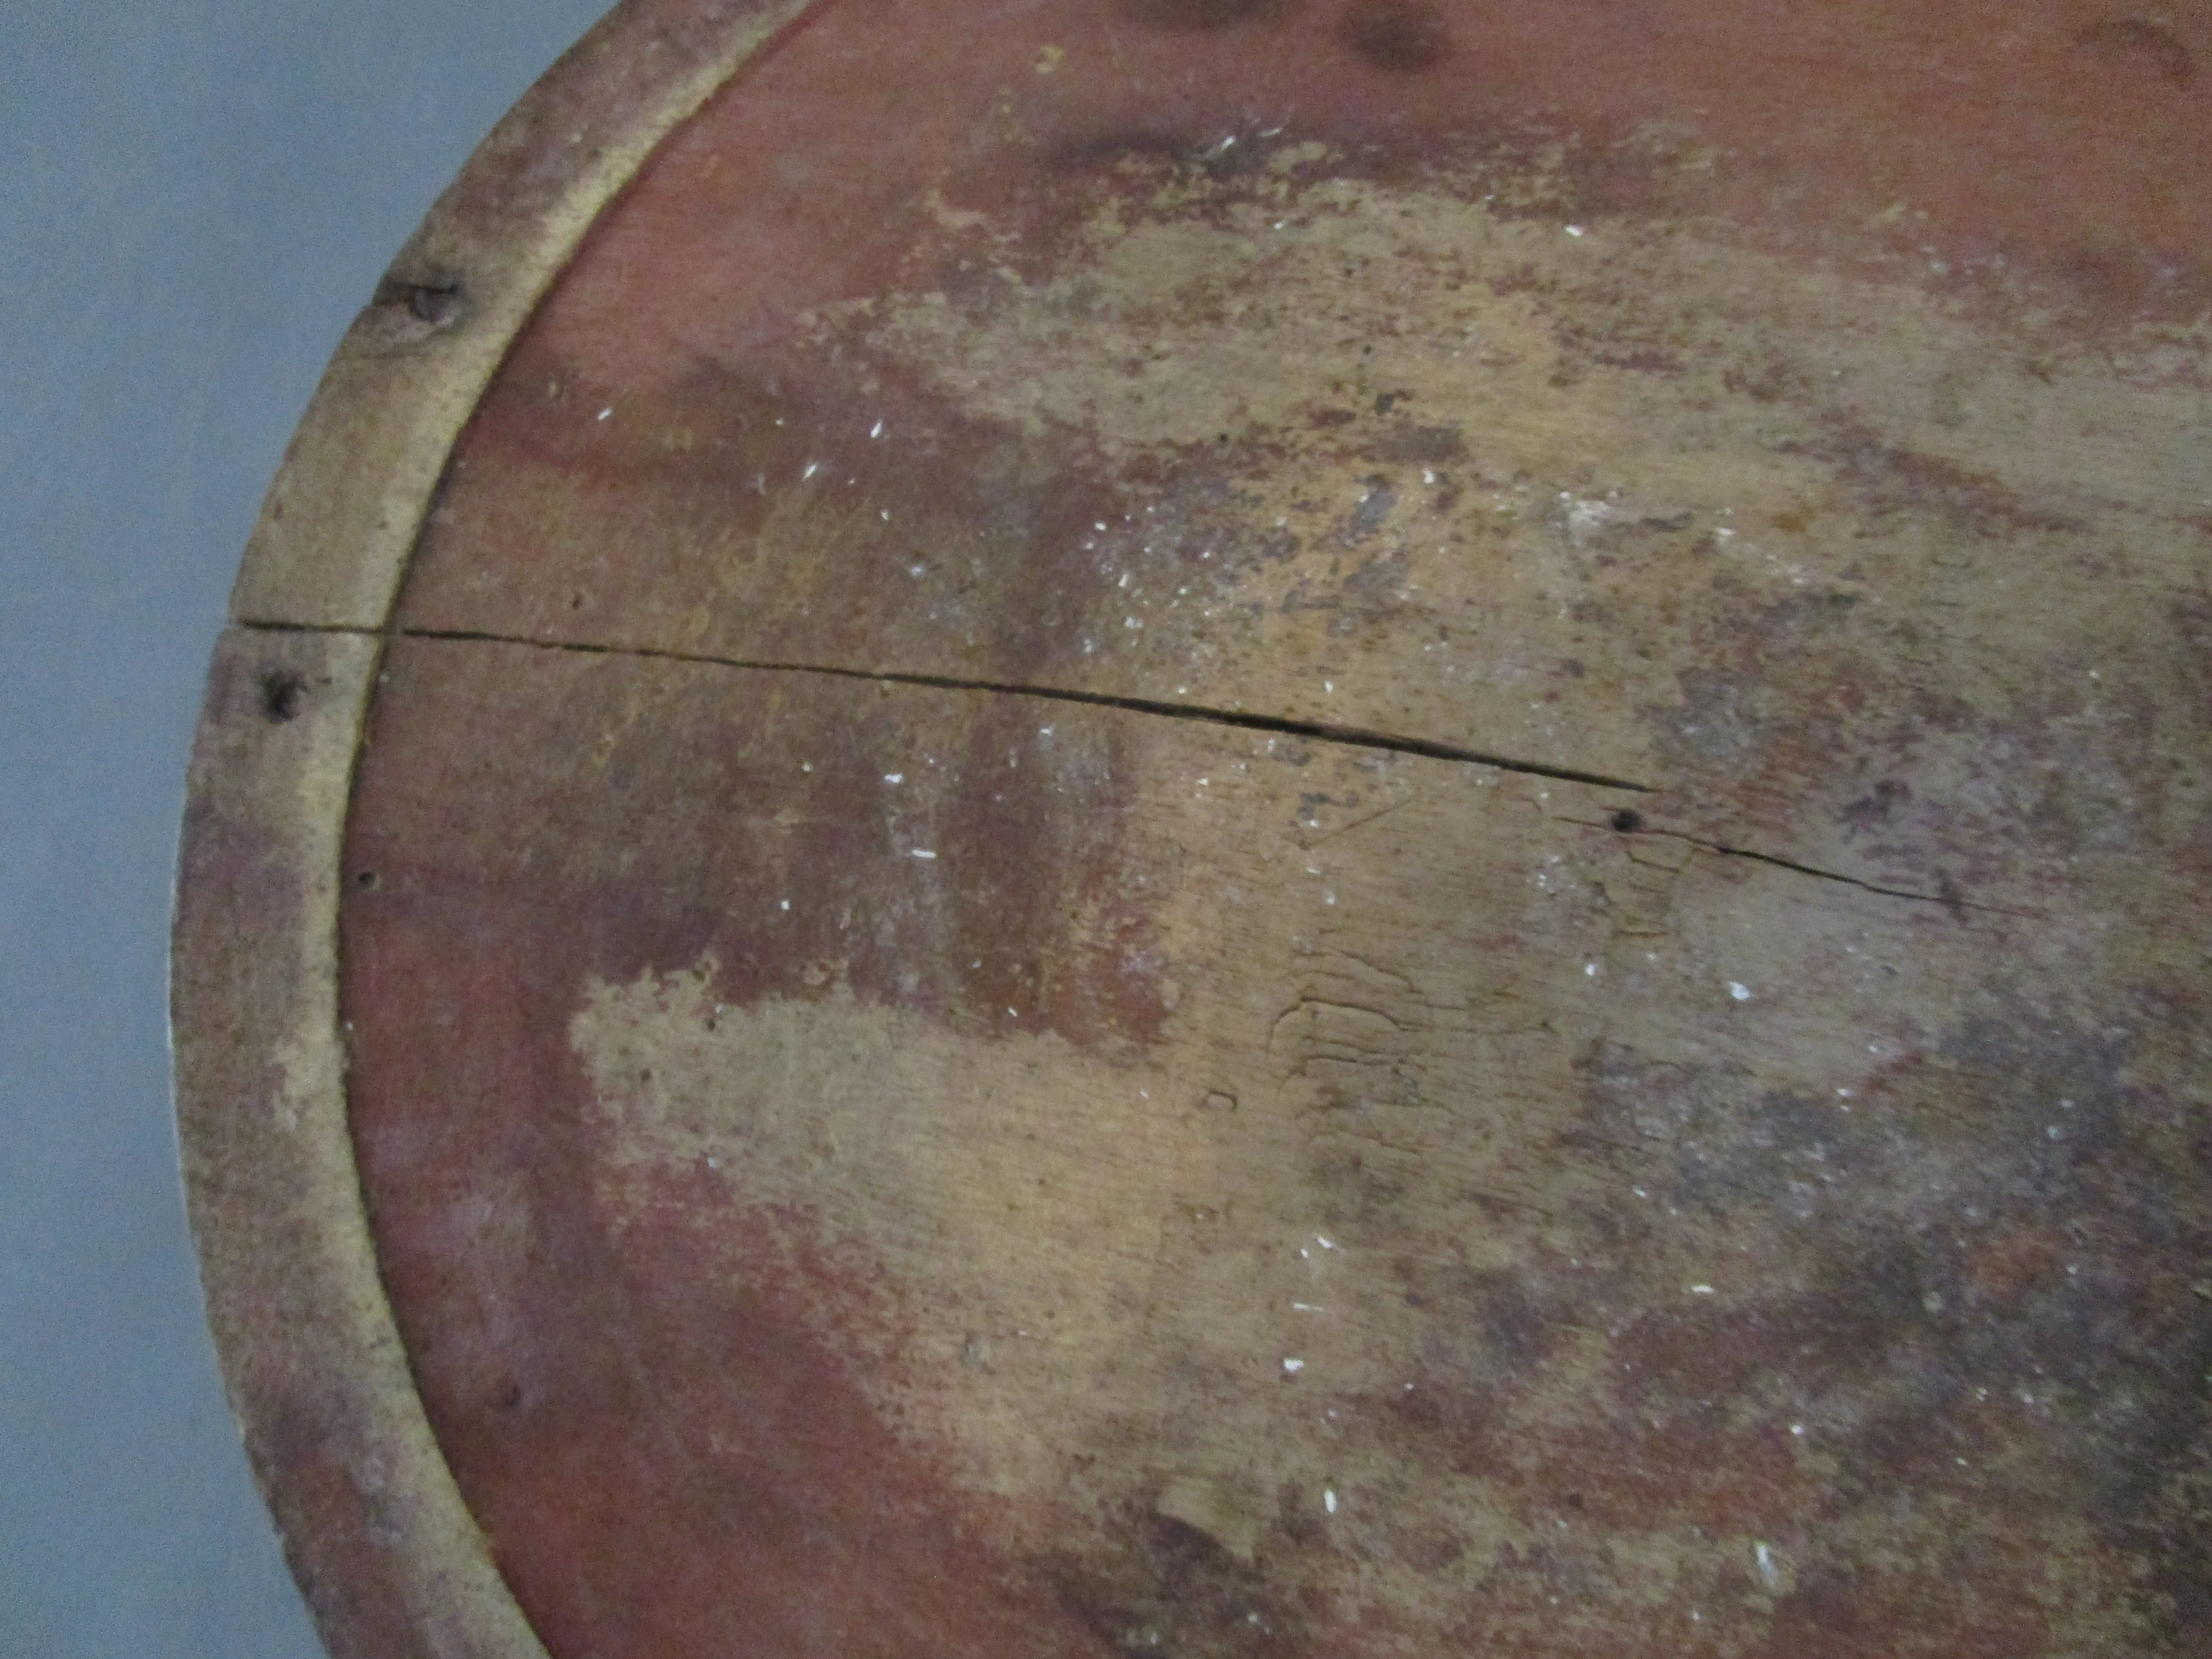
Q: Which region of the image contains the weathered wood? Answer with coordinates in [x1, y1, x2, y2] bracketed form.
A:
[178, 0, 2212, 1655]
[174, 629, 538, 1659]
[400, 0, 2212, 918]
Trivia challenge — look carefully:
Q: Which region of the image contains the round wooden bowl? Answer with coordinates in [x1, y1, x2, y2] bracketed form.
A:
[174, 2, 2212, 1654]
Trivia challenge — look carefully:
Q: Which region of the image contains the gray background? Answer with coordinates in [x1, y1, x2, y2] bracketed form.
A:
[4, 3, 611, 1652]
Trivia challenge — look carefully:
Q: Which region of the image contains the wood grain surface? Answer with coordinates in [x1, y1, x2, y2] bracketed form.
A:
[179, 0, 2212, 1654]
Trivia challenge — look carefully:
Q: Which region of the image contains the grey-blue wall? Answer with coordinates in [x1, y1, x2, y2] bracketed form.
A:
[3, 5, 612, 1651]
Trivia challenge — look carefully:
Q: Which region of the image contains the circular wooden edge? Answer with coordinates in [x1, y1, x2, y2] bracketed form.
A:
[170, 5, 814, 1655]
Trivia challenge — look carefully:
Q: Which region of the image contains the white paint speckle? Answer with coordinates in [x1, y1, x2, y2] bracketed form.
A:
[1282, 1358, 1305, 1375]
[1754, 1541, 1782, 1592]
[1729, 982, 1753, 1002]
[870, 419, 884, 438]
[1565, 224, 1586, 237]
[911, 849, 937, 860]
[802, 461, 820, 480]
[1324, 1488, 1338, 1514]
[1689, 1283, 1717, 1296]
[596, 407, 613, 421]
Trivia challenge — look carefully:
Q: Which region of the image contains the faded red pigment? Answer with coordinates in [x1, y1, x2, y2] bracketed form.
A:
[335, 5, 2212, 1656]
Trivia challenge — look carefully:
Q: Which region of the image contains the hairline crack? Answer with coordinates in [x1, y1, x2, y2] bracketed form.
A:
[245, 618, 2042, 919]
[237, 618, 1653, 793]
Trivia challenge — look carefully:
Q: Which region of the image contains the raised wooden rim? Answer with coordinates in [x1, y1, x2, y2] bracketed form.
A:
[170, 5, 814, 1654]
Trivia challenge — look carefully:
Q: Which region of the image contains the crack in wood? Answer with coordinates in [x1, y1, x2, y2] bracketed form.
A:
[1557, 813, 2047, 921]
[1686, 838, 2038, 918]
[240, 620, 2048, 920]
[237, 619, 1655, 792]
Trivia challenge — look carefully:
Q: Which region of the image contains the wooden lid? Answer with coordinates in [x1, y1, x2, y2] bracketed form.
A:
[176, 2, 2212, 1654]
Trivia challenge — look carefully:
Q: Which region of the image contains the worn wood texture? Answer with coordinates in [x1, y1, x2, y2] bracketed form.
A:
[230, 0, 810, 631]
[342, 636, 2204, 1656]
[174, 630, 540, 1659]
[175, 2, 808, 1655]
[179, 0, 2212, 1655]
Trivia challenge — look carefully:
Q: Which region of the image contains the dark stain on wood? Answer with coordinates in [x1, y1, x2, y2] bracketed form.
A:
[1337, 0, 1453, 73]
[2074, 17, 2197, 86]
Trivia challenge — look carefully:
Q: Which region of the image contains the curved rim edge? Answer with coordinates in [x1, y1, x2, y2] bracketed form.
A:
[171, 3, 814, 1655]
